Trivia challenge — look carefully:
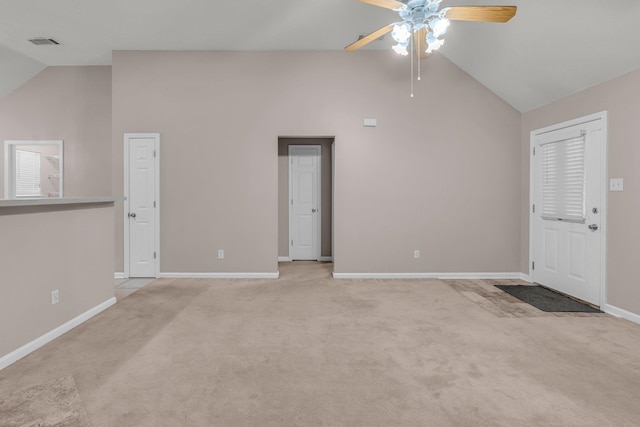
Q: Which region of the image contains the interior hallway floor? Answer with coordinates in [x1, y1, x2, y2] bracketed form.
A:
[114, 277, 154, 301]
[2, 261, 640, 426]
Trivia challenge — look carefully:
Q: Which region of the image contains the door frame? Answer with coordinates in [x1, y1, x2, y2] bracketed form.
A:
[528, 111, 608, 307]
[288, 144, 322, 261]
[123, 133, 160, 278]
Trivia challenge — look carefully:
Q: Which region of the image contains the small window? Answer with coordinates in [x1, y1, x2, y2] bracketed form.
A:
[15, 149, 42, 197]
[541, 135, 586, 223]
[4, 140, 63, 199]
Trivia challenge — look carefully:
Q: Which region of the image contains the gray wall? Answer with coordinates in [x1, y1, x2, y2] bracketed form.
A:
[0, 204, 115, 359]
[112, 51, 522, 274]
[521, 66, 640, 315]
[0, 66, 112, 197]
[0, 65, 115, 362]
[278, 137, 333, 259]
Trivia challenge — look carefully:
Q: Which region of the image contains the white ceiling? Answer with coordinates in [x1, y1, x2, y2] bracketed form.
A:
[1, 0, 639, 111]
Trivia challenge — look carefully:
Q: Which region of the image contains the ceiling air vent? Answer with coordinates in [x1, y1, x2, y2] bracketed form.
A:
[28, 38, 61, 46]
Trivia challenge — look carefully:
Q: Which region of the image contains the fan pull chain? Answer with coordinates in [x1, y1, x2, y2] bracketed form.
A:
[410, 27, 414, 98]
[417, 35, 421, 81]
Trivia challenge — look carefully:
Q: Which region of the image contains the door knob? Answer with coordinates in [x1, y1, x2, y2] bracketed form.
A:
[128, 212, 136, 218]
[588, 224, 598, 231]
[312, 208, 317, 213]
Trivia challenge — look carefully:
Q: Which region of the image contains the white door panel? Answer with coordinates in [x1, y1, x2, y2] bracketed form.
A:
[289, 146, 320, 260]
[543, 228, 558, 272]
[532, 116, 605, 306]
[568, 232, 586, 280]
[127, 134, 158, 278]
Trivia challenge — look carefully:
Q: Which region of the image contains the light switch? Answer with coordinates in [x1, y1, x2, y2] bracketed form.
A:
[610, 178, 624, 192]
[363, 118, 377, 127]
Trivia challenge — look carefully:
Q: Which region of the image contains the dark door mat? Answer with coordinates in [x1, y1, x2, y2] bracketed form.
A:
[494, 285, 602, 313]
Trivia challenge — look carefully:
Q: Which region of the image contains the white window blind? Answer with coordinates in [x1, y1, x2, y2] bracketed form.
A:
[15, 149, 42, 197]
[541, 135, 586, 223]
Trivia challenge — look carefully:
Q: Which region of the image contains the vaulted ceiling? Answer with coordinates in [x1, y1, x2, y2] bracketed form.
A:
[1, 0, 639, 112]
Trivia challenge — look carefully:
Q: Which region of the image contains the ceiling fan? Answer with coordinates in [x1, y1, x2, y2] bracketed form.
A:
[345, 0, 517, 60]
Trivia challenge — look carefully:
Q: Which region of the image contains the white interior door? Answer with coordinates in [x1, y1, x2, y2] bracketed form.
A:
[289, 145, 320, 260]
[532, 114, 606, 306]
[126, 134, 159, 277]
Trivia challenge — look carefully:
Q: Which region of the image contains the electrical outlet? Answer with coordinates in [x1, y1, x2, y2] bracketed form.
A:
[218, 250, 224, 259]
[414, 250, 421, 259]
[51, 290, 59, 304]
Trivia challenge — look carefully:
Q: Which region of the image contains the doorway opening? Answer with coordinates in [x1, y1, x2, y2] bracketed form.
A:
[278, 137, 334, 263]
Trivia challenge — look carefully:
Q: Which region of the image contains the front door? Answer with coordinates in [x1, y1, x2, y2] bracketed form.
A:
[531, 113, 606, 306]
[289, 145, 320, 260]
[126, 134, 158, 277]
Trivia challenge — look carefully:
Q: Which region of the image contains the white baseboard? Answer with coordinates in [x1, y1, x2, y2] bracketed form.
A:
[518, 273, 533, 282]
[332, 272, 525, 280]
[438, 272, 527, 280]
[333, 272, 438, 279]
[114, 272, 127, 279]
[605, 304, 640, 325]
[0, 297, 117, 372]
[278, 257, 333, 262]
[158, 272, 280, 279]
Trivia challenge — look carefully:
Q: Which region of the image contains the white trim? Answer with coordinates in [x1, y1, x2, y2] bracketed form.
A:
[518, 273, 533, 283]
[529, 111, 608, 308]
[278, 256, 332, 263]
[332, 272, 525, 279]
[0, 297, 116, 371]
[124, 133, 160, 279]
[289, 145, 321, 261]
[3, 141, 8, 198]
[331, 140, 335, 267]
[114, 272, 127, 279]
[158, 272, 280, 279]
[317, 148, 322, 262]
[605, 304, 640, 325]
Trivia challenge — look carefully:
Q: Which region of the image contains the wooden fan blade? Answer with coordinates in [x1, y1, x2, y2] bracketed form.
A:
[345, 24, 394, 51]
[413, 28, 432, 60]
[356, 0, 405, 10]
[445, 6, 517, 23]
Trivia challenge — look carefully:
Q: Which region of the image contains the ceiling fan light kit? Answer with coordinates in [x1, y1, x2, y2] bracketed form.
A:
[391, 0, 451, 56]
[346, 0, 516, 96]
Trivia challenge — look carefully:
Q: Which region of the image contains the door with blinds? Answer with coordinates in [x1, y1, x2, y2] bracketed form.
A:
[532, 114, 606, 306]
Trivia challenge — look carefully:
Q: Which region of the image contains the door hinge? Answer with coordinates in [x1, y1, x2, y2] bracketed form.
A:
[153, 149, 157, 157]
[291, 199, 293, 206]
[532, 204, 535, 213]
[154, 251, 157, 259]
[532, 146, 536, 155]
[532, 261, 535, 270]
[153, 201, 156, 208]
[291, 240, 293, 246]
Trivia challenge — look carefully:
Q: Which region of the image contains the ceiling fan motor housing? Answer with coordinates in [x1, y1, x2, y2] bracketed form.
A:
[398, 0, 443, 31]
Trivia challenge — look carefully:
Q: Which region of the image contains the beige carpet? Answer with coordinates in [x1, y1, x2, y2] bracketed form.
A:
[2, 261, 640, 426]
